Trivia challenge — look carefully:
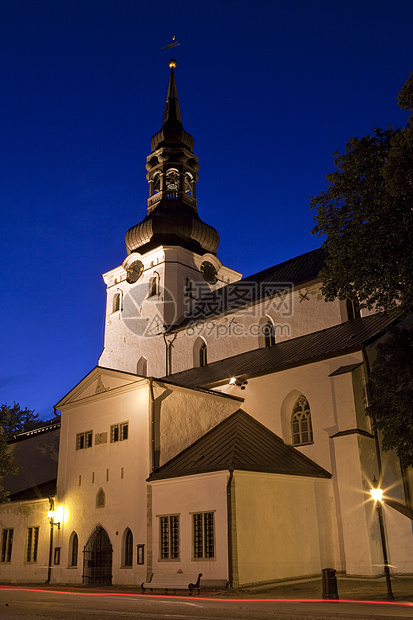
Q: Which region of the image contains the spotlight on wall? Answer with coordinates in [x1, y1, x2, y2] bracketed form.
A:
[229, 377, 248, 389]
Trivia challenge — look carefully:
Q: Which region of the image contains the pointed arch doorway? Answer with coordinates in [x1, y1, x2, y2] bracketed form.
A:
[83, 525, 113, 585]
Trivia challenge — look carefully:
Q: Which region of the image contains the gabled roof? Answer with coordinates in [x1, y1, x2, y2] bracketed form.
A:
[175, 247, 326, 328]
[165, 311, 398, 389]
[148, 409, 331, 481]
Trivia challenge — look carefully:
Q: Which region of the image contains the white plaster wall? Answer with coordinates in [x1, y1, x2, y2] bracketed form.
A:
[331, 433, 381, 576]
[0, 498, 51, 584]
[155, 382, 242, 466]
[53, 382, 150, 585]
[99, 245, 241, 377]
[150, 472, 229, 584]
[170, 283, 344, 374]
[233, 472, 334, 585]
[382, 503, 413, 574]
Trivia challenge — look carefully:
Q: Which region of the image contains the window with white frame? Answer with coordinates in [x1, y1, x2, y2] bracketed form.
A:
[25, 526, 39, 563]
[159, 515, 179, 560]
[110, 422, 128, 443]
[1, 528, 13, 563]
[76, 430, 93, 450]
[291, 395, 313, 445]
[193, 512, 215, 559]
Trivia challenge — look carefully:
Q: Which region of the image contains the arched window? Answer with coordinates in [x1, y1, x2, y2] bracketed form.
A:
[112, 291, 122, 313]
[69, 532, 78, 567]
[123, 528, 133, 567]
[137, 356, 148, 377]
[148, 275, 159, 297]
[199, 342, 207, 367]
[96, 488, 105, 508]
[166, 168, 179, 191]
[193, 337, 207, 368]
[258, 316, 276, 348]
[291, 395, 313, 445]
[184, 172, 194, 195]
[263, 320, 275, 347]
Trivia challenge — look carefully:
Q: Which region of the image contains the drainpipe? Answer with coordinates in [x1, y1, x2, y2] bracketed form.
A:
[226, 468, 234, 588]
[148, 378, 156, 473]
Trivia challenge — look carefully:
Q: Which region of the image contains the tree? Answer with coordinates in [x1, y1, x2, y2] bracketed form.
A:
[311, 71, 413, 315]
[366, 326, 413, 467]
[0, 402, 40, 502]
[0, 402, 40, 441]
[311, 72, 413, 464]
[0, 429, 17, 503]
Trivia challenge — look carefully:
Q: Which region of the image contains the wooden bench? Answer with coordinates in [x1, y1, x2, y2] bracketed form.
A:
[141, 571, 202, 594]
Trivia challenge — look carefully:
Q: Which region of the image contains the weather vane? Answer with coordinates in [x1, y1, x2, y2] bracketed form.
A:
[162, 36, 180, 51]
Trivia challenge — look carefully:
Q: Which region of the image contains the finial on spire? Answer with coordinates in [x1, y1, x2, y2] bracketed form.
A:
[162, 36, 180, 51]
[169, 58, 177, 69]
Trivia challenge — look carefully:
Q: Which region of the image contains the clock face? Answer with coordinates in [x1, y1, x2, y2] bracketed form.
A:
[126, 260, 144, 284]
[201, 261, 217, 284]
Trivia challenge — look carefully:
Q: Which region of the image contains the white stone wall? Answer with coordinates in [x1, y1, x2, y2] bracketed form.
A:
[53, 377, 150, 585]
[149, 472, 229, 585]
[233, 472, 334, 585]
[0, 498, 51, 584]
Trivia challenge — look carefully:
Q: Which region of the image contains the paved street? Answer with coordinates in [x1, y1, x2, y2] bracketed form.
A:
[1, 587, 413, 620]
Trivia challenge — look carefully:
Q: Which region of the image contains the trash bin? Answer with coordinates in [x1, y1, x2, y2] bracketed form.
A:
[322, 568, 339, 599]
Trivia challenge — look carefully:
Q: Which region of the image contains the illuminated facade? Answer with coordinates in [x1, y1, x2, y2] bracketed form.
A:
[1, 61, 413, 587]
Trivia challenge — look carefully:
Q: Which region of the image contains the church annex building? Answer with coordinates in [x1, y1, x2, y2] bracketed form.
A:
[1, 60, 412, 588]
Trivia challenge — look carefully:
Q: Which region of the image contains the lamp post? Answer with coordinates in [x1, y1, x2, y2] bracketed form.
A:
[46, 499, 60, 585]
[370, 477, 394, 601]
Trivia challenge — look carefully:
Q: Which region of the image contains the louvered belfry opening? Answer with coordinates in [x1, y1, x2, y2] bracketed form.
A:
[82, 525, 113, 586]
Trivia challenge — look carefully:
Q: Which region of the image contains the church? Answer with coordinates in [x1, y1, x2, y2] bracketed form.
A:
[1, 60, 412, 588]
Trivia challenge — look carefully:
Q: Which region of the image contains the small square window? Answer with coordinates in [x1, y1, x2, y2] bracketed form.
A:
[111, 422, 129, 443]
[76, 431, 93, 450]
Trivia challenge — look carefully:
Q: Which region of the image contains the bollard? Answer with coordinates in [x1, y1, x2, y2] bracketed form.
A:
[322, 567, 339, 599]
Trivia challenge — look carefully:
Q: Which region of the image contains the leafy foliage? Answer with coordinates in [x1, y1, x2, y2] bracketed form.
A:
[0, 402, 40, 441]
[367, 326, 413, 467]
[311, 72, 413, 315]
[0, 402, 40, 502]
[311, 72, 413, 465]
[0, 429, 17, 503]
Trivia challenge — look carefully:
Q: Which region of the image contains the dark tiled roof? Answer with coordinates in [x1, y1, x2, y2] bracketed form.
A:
[148, 409, 331, 481]
[3, 427, 60, 499]
[175, 247, 326, 327]
[165, 312, 398, 389]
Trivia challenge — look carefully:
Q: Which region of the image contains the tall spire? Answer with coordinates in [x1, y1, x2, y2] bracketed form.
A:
[162, 59, 182, 126]
[151, 59, 194, 152]
[124, 60, 219, 257]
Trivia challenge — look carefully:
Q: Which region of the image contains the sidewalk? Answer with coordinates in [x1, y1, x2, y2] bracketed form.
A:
[2, 575, 413, 603]
[213, 575, 413, 603]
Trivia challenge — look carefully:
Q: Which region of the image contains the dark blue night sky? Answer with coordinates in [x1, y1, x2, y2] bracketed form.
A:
[1, 0, 412, 419]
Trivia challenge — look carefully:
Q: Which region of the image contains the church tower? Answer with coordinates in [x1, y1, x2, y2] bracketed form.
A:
[99, 60, 241, 377]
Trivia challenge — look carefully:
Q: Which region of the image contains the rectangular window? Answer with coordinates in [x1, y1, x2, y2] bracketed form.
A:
[160, 515, 179, 560]
[193, 512, 215, 559]
[110, 422, 129, 443]
[26, 527, 39, 563]
[76, 431, 93, 450]
[1, 528, 13, 563]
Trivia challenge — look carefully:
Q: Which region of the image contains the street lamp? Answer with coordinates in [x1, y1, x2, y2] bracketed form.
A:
[46, 499, 60, 585]
[370, 477, 394, 601]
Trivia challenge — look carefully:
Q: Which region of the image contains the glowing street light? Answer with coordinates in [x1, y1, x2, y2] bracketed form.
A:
[370, 476, 394, 601]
